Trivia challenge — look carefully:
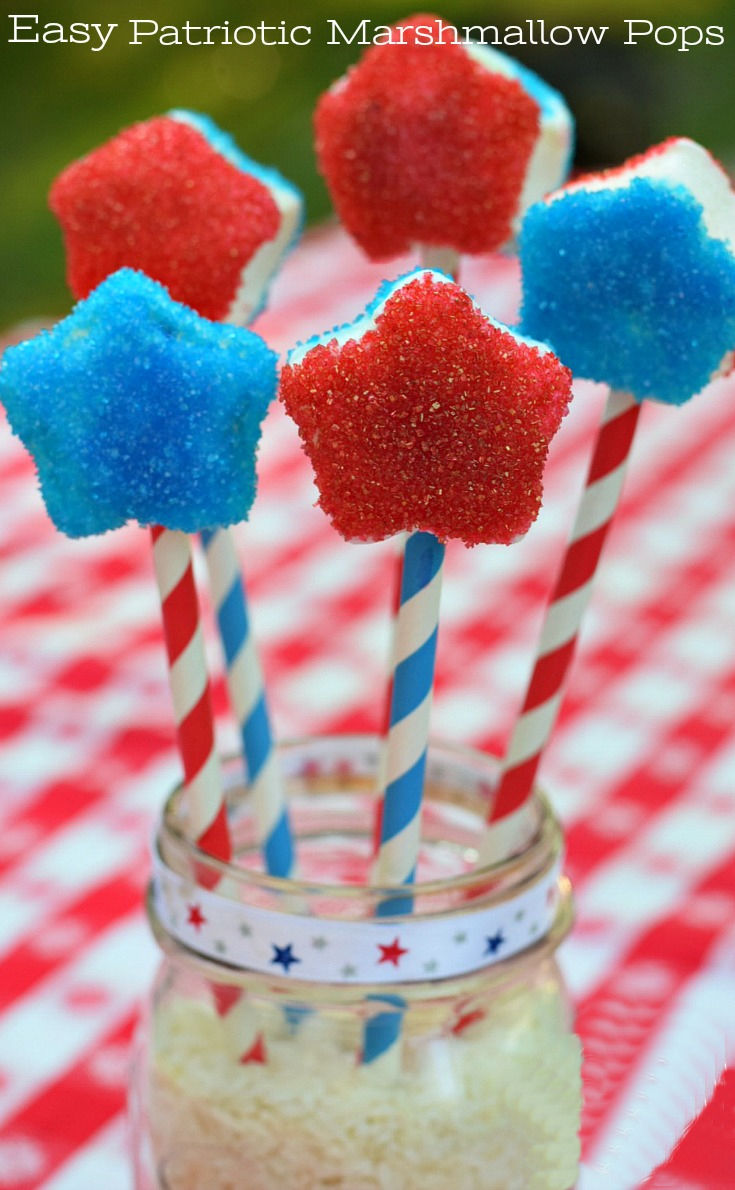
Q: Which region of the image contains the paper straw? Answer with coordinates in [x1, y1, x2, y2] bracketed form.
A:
[368, 245, 460, 861]
[362, 543, 442, 1072]
[480, 389, 641, 862]
[419, 245, 460, 276]
[372, 530, 445, 910]
[371, 535, 407, 860]
[198, 526, 297, 1063]
[366, 250, 455, 1063]
[210, 982, 266, 1065]
[361, 994, 407, 1067]
[150, 525, 230, 866]
[200, 526, 294, 877]
[150, 527, 268, 1059]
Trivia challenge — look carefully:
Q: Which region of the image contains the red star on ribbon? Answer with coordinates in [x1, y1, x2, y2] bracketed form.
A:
[187, 903, 206, 931]
[377, 937, 408, 967]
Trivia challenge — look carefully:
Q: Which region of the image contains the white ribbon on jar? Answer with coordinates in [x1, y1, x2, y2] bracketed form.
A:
[149, 844, 565, 985]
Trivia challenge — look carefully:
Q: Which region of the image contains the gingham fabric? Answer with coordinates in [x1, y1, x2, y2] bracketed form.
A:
[1, 227, 734, 1189]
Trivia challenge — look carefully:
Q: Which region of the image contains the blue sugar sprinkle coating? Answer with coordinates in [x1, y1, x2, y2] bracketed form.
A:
[510, 57, 566, 119]
[0, 269, 277, 538]
[520, 178, 735, 405]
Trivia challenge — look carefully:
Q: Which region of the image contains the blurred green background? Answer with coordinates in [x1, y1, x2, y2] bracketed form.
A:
[1, 0, 733, 327]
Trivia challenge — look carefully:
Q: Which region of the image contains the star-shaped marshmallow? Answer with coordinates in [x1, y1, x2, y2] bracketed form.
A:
[315, 13, 573, 259]
[50, 110, 302, 324]
[520, 138, 735, 405]
[0, 269, 277, 537]
[279, 270, 573, 547]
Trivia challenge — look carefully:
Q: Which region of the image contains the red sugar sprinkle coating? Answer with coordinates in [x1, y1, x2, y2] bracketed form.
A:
[49, 116, 280, 320]
[280, 274, 572, 546]
[315, 14, 540, 260]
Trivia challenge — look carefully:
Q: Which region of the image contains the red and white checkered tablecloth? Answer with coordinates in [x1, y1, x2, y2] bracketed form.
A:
[1, 227, 734, 1188]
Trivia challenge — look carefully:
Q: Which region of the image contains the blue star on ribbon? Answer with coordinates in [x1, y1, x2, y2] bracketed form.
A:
[485, 930, 505, 956]
[271, 943, 301, 972]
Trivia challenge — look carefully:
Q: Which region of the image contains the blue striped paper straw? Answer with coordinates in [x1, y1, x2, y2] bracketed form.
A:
[200, 527, 294, 877]
[362, 994, 407, 1066]
[363, 532, 444, 1065]
[373, 530, 445, 914]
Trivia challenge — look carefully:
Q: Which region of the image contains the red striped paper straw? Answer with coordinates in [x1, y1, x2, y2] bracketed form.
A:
[150, 525, 230, 867]
[151, 527, 271, 1060]
[482, 389, 641, 859]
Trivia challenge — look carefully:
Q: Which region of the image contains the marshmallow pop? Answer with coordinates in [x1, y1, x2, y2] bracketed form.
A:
[0, 269, 278, 867]
[485, 138, 735, 855]
[315, 13, 573, 262]
[280, 269, 572, 912]
[50, 109, 302, 326]
[50, 111, 304, 880]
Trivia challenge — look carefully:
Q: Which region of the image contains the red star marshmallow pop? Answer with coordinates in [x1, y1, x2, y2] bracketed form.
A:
[281, 270, 572, 917]
[315, 13, 573, 268]
[483, 137, 735, 860]
[50, 109, 302, 325]
[315, 16, 574, 834]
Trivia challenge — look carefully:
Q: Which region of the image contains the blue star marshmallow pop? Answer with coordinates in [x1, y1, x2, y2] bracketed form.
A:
[49, 110, 304, 884]
[483, 137, 735, 861]
[0, 268, 277, 877]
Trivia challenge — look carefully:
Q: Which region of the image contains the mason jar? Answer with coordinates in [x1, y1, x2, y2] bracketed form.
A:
[130, 735, 581, 1190]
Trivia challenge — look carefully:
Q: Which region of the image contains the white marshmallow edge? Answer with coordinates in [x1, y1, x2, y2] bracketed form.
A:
[553, 138, 735, 254]
[464, 43, 574, 223]
[287, 269, 554, 367]
[226, 188, 302, 326]
[170, 109, 303, 327]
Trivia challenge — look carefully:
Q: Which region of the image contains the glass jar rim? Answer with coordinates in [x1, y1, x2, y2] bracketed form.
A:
[158, 733, 561, 902]
[150, 735, 572, 988]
